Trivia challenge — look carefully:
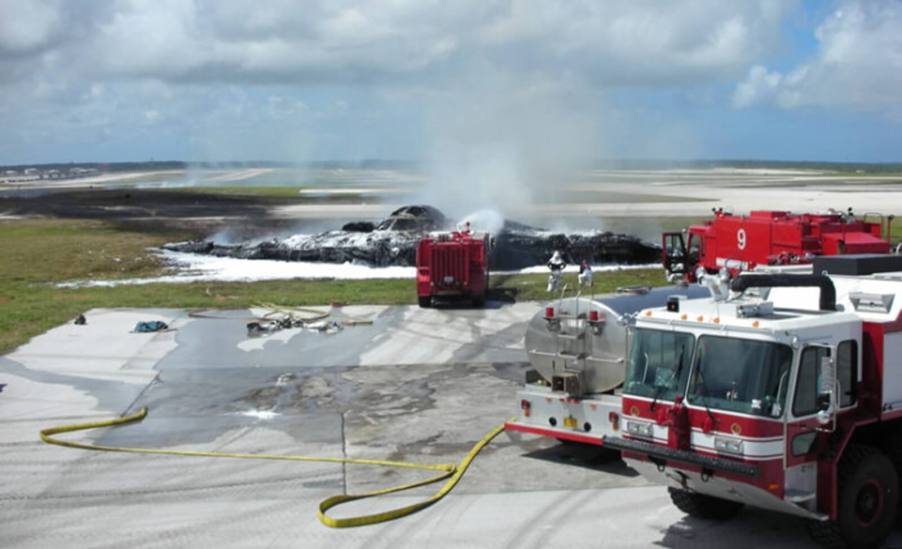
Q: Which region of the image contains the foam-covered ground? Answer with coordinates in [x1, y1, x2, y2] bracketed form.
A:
[57, 250, 659, 287]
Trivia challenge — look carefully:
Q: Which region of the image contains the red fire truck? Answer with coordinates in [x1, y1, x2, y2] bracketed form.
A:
[663, 209, 891, 283]
[415, 230, 489, 308]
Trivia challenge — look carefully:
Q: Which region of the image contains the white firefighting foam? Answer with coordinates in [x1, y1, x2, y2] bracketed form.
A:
[57, 249, 658, 288]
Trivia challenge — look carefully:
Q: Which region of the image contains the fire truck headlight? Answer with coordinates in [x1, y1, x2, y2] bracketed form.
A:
[714, 437, 743, 455]
[626, 420, 654, 439]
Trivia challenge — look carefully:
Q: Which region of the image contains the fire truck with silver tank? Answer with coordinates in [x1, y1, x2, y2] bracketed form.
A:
[505, 285, 708, 448]
[605, 254, 902, 548]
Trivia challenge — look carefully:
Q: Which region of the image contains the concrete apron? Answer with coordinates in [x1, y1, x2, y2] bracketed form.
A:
[0, 304, 840, 548]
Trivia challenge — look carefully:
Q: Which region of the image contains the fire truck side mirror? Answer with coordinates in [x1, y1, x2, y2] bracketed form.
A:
[816, 354, 836, 427]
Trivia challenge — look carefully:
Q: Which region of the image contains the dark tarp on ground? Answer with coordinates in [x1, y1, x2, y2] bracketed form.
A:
[134, 320, 168, 333]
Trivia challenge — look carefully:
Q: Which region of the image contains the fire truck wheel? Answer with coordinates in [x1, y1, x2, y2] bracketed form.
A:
[418, 297, 431, 308]
[667, 487, 743, 520]
[808, 444, 898, 549]
[472, 295, 485, 308]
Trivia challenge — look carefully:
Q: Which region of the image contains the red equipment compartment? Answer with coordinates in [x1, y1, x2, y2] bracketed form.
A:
[663, 209, 890, 281]
[416, 230, 488, 307]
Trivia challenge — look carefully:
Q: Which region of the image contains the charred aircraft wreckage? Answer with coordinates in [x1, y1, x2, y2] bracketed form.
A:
[164, 205, 660, 270]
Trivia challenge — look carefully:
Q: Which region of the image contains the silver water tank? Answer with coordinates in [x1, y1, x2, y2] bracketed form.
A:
[525, 286, 709, 394]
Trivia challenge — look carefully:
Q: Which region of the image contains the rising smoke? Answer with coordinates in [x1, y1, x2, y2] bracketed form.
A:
[415, 69, 605, 229]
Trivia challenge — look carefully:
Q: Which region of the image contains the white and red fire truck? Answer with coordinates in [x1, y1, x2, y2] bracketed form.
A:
[506, 254, 902, 547]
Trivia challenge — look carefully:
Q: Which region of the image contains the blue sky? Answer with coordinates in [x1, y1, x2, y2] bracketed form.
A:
[1, 0, 901, 165]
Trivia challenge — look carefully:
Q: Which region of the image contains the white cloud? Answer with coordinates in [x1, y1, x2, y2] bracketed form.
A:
[0, 0, 62, 55]
[480, 1, 787, 84]
[2, 0, 793, 86]
[733, 1, 902, 117]
[733, 65, 799, 109]
[7, 1, 838, 163]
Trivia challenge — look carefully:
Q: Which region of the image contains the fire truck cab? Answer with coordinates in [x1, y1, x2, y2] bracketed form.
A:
[607, 255, 902, 547]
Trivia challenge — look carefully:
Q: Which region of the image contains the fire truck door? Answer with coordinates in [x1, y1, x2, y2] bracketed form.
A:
[662, 232, 687, 276]
[784, 345, 833, 504]
[686, 233, 702, 268]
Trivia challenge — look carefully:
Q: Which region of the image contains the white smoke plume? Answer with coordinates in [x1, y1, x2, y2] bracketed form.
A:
[458, 209, 505, 234]
[415, 69, 604, 225]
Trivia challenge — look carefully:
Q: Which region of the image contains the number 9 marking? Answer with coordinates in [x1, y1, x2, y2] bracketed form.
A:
[737, 228, 747, 250]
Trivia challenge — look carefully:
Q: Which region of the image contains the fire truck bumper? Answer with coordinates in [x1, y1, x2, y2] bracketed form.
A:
[610, 437, 826, 520]
[602, 436, 759, 477]
[505, 385, 621, 445]
[432, 289, 469, 296]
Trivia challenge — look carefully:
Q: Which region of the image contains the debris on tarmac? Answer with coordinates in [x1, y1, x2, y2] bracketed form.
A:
[245, 305, 372, 337]
[133, 320, 169, 333]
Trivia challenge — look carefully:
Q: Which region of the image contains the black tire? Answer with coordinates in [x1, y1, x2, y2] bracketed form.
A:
[885, 428, 902, 528]
[883, 427, 902, 489]
[807, 444, 898, 549]
[668, 487, 744, 520]
[418, 296, 431, 308]
[472, 294, 485, 308]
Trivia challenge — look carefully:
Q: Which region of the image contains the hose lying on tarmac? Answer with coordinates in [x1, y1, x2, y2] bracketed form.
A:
[39, 407, 506, 528]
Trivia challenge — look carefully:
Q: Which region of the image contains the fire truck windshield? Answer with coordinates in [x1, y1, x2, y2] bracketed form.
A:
[687, 335, 793, 417]
[624, 329, 695, 401]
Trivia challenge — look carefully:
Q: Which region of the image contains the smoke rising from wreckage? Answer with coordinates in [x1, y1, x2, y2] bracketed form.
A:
[164, 205, 660, 270]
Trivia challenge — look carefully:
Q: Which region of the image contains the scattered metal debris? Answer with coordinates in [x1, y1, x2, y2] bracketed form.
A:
[245, 304, 373, 337]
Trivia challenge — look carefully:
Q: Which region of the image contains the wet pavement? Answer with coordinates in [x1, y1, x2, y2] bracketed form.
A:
[0, 303, 865, 548]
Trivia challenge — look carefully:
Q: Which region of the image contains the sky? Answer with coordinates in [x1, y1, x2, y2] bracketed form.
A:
[1, 0, 901, 165]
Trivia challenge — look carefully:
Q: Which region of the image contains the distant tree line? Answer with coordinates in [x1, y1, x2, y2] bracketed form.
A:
[2, 158, 900, 173]
[0, 159, 419, 172]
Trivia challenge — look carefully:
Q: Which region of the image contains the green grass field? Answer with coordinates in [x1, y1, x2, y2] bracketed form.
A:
[0, 219, 665, 355]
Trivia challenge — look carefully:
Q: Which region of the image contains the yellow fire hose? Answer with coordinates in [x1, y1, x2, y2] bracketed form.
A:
[40, 407, 507, 528]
